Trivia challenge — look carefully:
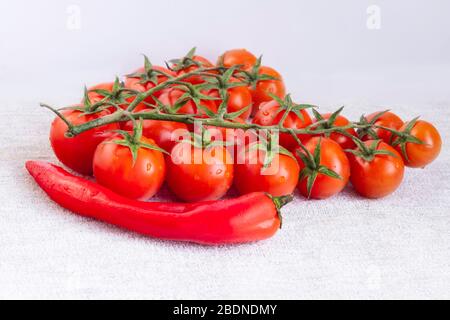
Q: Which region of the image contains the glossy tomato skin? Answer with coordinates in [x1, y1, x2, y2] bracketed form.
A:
[124, 66, 175, 106]
[315, 113, 357, 150]
[218, 49, 257, 70]
[122, 110, 189, 153]
[294, 137, 350, 199]
[158, 87, 217, 115]
[167, 144, 234, 202]
[362, 111, 404, 144]
[93, 136, 166, 200]
[50, 109, 119, 176]
[250, 66, 286, 116]
[208, 81, 253, 120]
[395, 120, 442, 168]
[176, 56, 214, 84]
[253, 99, 312, 150]
[234, 148, 300, 197]
[348, 141, 404, 199]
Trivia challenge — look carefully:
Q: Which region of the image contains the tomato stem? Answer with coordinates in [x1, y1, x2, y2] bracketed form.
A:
[40, 52, 420, 149]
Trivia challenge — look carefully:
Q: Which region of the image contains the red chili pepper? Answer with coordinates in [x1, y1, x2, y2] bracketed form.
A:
[26, 161, 292, 245]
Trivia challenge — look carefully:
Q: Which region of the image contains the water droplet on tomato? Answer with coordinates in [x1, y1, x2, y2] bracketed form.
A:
[216, 169, 223, 175]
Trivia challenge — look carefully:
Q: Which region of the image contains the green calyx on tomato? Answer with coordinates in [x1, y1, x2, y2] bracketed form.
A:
[311, 106, 345, 136]
[270, 93, 316, 124]
[200, 66, 245, 92]
[357, 110, 405, 144]
[165, 82, 220, 115]
[294, 137, 342, 198]
[357, 110, 391, 140]
[345, 138, 397, 162]
[108, 118, 169, 165]
[235, 56, 278, 89]
[126, 55, 173, 86]
[168, 47, 199, 71]
[186, 123, 236, 150]
[88, 77, 139, 110]
[201, 69, 253, 121]
[168, 47, 209, 72]
[245, 131, 296, 168]
[389, 117, 425, 162]
[206, 91, 251, 122]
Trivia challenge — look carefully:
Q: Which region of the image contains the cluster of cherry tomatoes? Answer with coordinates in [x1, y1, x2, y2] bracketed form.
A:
[48, 48, 442, 203]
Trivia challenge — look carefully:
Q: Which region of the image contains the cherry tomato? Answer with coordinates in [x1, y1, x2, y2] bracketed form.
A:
[362, 111, 404, 144]
[394, 120, 441, 168]
[234, 146, 299, 197]
[93, 136, 166, 200]
[49, 108, 119, 175]
[124, 65, 175, 106]
[158, 87, 217, 115]
[348, 140, 404, 199]
[122, 109, 189, 153]
[253, 99, 312, 150]
[313, 113, 357, 150]
[250, 66, 285, 116]
[294, 137, 350, 199]
[208, 79, 253, 120]
[175, 55, 214, 85]
[193, 117, 253, 159]
[86, 82, 146, 112]
[218, 49, 257, 71]
[86, 82, 114, 103]
[167, 143, 234, 202]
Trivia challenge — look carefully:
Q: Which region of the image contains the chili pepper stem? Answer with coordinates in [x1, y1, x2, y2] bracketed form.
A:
[272, 194, 294, 210]
[267, 193, 294, 229]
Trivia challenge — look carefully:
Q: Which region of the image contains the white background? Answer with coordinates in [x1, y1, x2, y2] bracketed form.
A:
[1, 0, 449, 106]
[0, 0, 449, 299]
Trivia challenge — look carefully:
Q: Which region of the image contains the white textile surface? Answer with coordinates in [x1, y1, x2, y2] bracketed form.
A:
[0, 97, 449, 300]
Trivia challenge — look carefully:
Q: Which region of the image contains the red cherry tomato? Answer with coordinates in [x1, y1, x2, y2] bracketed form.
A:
[122, 109, 189, 153]
[208, 79, 253, 120]
[86, 82, 146, 112]
[175, 55, 214, 84]
[86, 82, 114, 103]
[50, 108, 119, 175]
[362, 111, 404, 144]
[348, 140, 404, 199]
[193, 117, 254, 160]
[313, 113, 357, 150]
[167, 143, 234, 202]
[124, 65, 175, 106]
[93, 135, 166, 200]
[250, 66, 285, 116]
[253, 99, 312, 150]
[158, 87, 217, 115]
[234, 146, 299, 197]
[394, 120, 441, 168]
[294, 137, 350, 199]
[218, 49, 257, 71]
